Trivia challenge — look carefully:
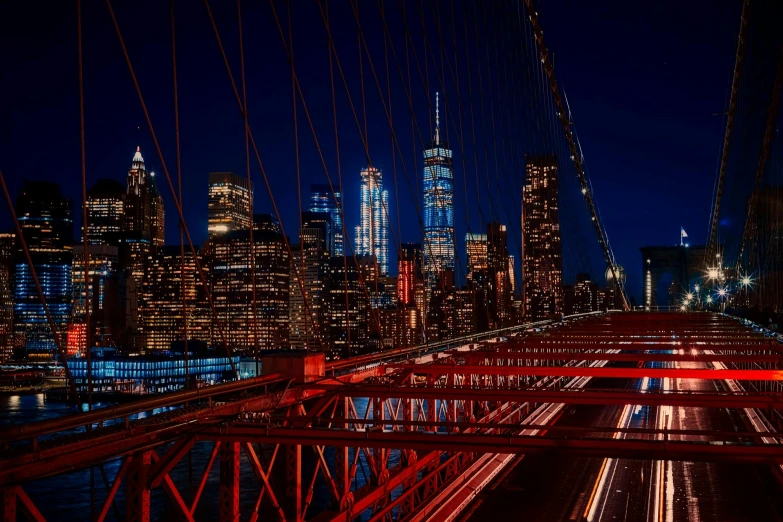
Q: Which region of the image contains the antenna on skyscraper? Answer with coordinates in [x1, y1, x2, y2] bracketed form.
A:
[435, 92, 440, 146]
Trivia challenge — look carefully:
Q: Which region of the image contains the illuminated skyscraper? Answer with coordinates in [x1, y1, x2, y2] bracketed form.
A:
[508, 255, 516, 294]
[84, 179, 125, 245]
[455, 288, 477, 336]
[487, 222, 511, 327]
[423, 92, 455, 287]
[522, 154, 563, 321]
[465, 232, 488, 283]
[125, 147, 154, 239]
[14, 182, 73, 355]
[212, 222, 290, 351]
[310, 184, 343, 256]
[355, 166, 389, 275]
[123, 147, 163, 281]
[208, 172, 252, 238]
[70, 245, 120, 354]
[289, 213, 330, 350]
[0, 233, 14, 363]
[325, 257, 367, 356]
[253, 213, 281, 234]
[397, 243, 422, 306]
[150, 176, 164, 247]
[140, 246, 211, 351]
[71, 245, 119, 322]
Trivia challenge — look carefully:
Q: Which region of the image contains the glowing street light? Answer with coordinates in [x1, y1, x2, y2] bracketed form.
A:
[706, 296, 713, 304]
[707, 268, 719, 280]
[686, 292, 694, 301]
[741, 276, 751, 287]
[718, 288, 727, 297]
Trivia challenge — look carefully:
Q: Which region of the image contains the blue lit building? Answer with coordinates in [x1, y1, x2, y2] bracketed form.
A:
[14, 181, 73, 357]
[310, 183, 344, 257]
[68, 350, 240, 393]
[423, 93, 455, 286]
[355, 167, 390, 275]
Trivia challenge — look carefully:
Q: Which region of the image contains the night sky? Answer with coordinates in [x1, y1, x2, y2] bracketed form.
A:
[0, 0, 742, 303]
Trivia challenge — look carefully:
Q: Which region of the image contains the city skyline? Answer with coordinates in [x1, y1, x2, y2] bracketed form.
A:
[6, 144, 586, 290]
[2, 2, 783, 521]
[0, 0, 743, 308]
[3, 140, 608, 356]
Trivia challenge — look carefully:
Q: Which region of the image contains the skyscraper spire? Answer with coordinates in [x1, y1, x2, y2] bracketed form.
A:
[423, 90, 454, 289]
[434, 92, 440, 146]
[132, 146, 144, 165]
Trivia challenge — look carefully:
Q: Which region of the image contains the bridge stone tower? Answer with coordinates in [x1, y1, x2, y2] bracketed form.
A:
[640, 245, 706, 308]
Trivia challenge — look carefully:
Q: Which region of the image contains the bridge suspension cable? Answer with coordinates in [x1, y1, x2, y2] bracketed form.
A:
[707, 0, 750, 260]
[523, 0, 629, 311]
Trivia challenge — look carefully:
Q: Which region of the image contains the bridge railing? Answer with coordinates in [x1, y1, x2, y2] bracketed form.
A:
[325, 311, 606, 374]
[0, 312, 607, 447]
[0, 372, 287, 444]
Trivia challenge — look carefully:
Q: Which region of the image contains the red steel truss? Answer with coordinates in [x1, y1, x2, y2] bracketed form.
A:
[2, 312, 783, 522]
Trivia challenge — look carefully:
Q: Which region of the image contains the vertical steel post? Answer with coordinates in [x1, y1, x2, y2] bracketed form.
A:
[126, 453, 151, 522]
[2, 489, 16, 522]
[337, 397, 350, 497]
[219, 442, 240, 522]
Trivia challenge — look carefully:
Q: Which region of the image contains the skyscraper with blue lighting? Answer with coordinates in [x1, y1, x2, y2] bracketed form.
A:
[14, 181, 73, 356]
[423, 92, 455, 286]
[310, 184, 344, 257]
[355, 167, 389, 275]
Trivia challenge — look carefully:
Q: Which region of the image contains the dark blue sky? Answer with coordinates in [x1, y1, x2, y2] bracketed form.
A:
[0, 0, 742, 303]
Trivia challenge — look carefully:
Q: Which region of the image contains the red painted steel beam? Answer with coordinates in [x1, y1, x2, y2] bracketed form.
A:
[262, 416, 771, 440]
[522, 338, 766, 344]
[456, 353, 783, 363]
[0, 383, 342, 487]
[0, 372, 286, 442]
[502, 338, 783, 351]
[387, 364, 783, 380]
[620, 328, 744, 332]
[494, 343, 779, 351]
[302, 384, 783, 408]
[198, 426, 783, 463]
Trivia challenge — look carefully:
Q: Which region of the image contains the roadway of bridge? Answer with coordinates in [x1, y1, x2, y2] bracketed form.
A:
[3, 311, 783, 522]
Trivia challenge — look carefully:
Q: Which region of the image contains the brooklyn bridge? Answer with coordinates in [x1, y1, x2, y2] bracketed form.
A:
[1, 0, 783, 521]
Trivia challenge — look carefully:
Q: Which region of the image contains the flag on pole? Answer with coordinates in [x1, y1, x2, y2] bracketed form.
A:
[680, 227, 688, 246]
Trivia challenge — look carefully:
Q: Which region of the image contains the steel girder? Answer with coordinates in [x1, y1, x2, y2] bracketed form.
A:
[386, 364, 783, 380]
[199, 425, 783, 464]
[453, 352, 783, 363]
[301, 383, 783, 409]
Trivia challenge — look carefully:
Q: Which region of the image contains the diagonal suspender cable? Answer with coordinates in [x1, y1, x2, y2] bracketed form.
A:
[77, 0, 92, 408]
[266, 0, 387, 341]
[707, 0, 750, 260]
[105, 0, 237, 371]
[202, 0, 326, 349]
[237, 0, 262, 364]
[170, 0, 189, 387]
[357, 0, 468, 290]
[736, 45, 783, 273]
[286, 0, 309, 347]
[324, 0, 354, 355]
[524, 0, 629, 310]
